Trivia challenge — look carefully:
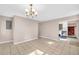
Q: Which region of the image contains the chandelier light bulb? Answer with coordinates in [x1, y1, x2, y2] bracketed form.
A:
[25, 4, 37, 17]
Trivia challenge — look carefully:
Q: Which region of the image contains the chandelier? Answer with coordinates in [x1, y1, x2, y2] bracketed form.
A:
[25, 4, 37, 17]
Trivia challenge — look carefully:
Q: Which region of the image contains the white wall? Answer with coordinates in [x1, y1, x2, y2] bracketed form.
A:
[39, 15, 79, 40]
[13, 16, 38, 44]
[0, 16, 13, 43]
[0, 15, 79, 44]
[59, 22, 68, 37]
[78, 21, 79, 39]
[39, 20, 59, 40]
[76, 20, 79, 39]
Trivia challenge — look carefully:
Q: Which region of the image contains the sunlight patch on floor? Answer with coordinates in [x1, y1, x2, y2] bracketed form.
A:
[29, 49, 48, 55]
[47, 41, 54, 45]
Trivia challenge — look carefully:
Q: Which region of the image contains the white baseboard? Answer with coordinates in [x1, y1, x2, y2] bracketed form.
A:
[39, 36, 59, 40]
[14, 38, 38, 45]
[0, 40, 12, 44]
[40, 36, 49, 39]
[40, 36, 54, 40]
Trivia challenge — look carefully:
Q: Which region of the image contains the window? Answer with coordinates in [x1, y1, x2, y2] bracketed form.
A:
[6, 20, 12, 30]
[59, 24, 63, 30]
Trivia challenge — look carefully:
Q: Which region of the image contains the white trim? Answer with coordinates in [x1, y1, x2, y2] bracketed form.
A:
[39, 36, 59, 41]
[39, 36, 54, 40]
[39, 36, 49, 39]
[14, 38, 38, 45]
[0, 40, 12, 44]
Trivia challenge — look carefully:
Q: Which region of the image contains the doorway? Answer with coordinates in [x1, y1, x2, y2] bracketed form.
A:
[59, 20, 77, 41]
[68, 26, 75, 36]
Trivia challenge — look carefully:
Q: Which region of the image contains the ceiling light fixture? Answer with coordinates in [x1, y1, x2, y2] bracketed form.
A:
[25, 4, 37, 18]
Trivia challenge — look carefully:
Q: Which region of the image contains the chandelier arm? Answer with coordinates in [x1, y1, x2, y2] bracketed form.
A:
[25, 4, 37, 17]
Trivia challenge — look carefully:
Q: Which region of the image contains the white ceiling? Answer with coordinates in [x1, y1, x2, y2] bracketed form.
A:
[0, 4, 79, 21]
